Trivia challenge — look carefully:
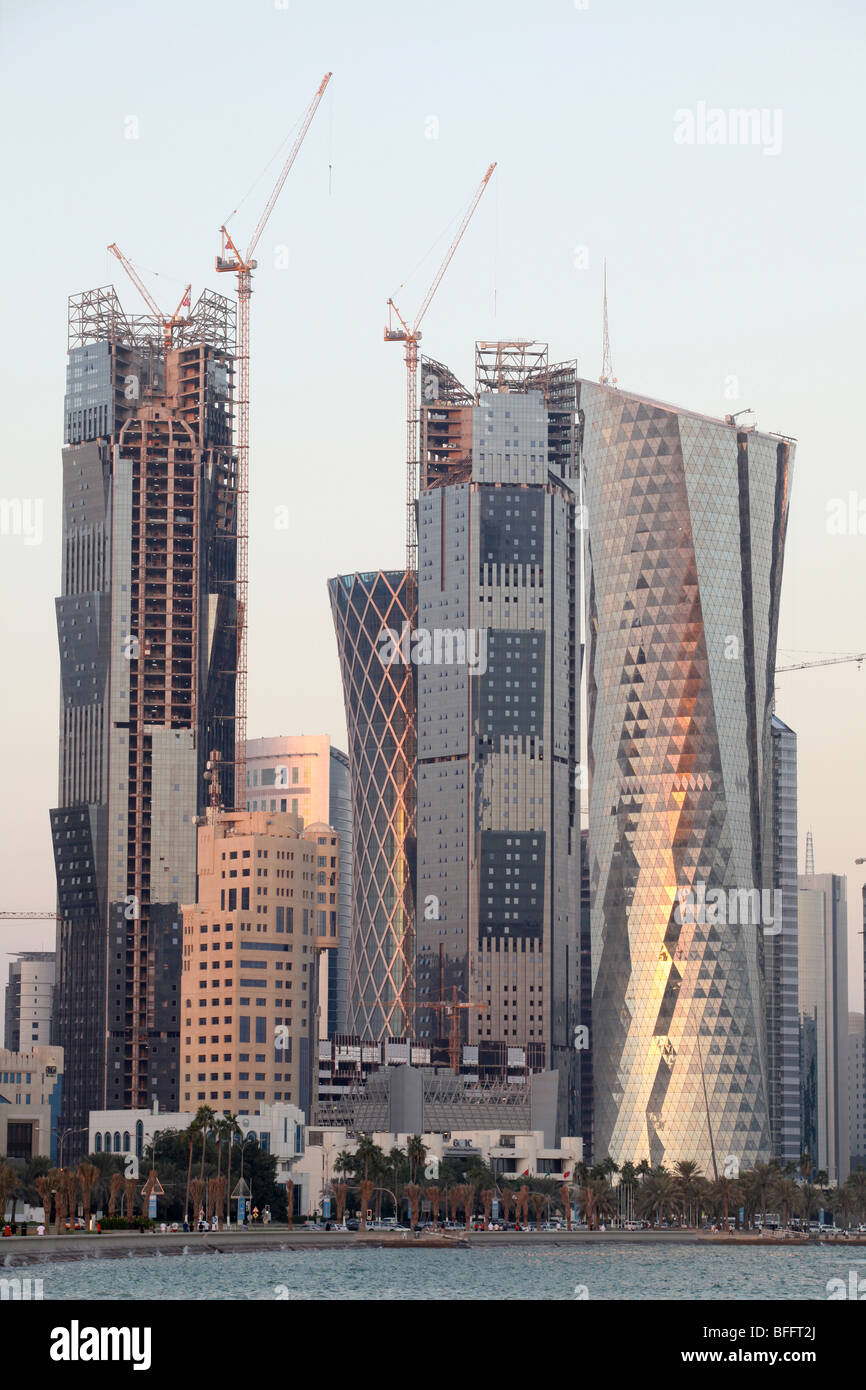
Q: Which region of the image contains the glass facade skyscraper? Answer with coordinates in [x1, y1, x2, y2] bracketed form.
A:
[767, 715, 801, 1164]
[798, 872, 850, 1182]
[580, 381, 794, 1170]
[328, 570, 416, 1039]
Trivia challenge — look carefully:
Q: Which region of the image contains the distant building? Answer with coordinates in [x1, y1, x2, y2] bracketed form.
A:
[245, 735, 351, 1036]
[51, 283, 238, 1152]
[767, 717, 800, 1164]
[4, 952, 55, 1052]
[328, 570, 416, 1039]
[849, 1012, 865, 1171]
[414, 344, 580, 1142]
[88, 1101, 305, 1196]
[315, 1044, 561, 1142]
[181, 809, 339, 1118]
[798, 872, 850, 1182]
[296, 1125, 583, 1218]
[0, 1045, 63, 1162]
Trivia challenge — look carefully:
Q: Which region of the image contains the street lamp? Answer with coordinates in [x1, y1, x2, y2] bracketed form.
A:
[54, 1126, 87, 1168]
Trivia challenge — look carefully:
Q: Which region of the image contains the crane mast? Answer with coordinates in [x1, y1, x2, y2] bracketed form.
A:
[106, 243, 191, 349]
[215, 71, 331, 808]
[385, 161, 496, 583]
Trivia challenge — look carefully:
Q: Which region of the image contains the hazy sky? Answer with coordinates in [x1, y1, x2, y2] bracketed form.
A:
[0, 0, 863, 1018]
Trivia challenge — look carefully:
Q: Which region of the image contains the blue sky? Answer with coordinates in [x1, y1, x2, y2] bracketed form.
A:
[0, 0, 864, 1008]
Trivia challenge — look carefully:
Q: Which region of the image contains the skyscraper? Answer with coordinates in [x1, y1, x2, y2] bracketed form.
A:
[328, 570, 416, 1039]
[798, 871, 850, 1182]
[581, 382, 794, 1170]
[413, 342, 580, 1138]
[245, 734, 351, 1035]
[51, 285, 238, 1147]
[767, 715, 800, 1164]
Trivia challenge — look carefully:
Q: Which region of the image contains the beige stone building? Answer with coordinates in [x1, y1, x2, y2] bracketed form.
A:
[181, 810, 338, 1115]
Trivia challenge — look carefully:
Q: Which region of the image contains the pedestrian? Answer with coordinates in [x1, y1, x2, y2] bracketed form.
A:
[37, 1223, 45, 1236]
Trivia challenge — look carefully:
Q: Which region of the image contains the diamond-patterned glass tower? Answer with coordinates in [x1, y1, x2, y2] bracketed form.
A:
[328, 571, 416, 1039]
[580, 382, 794, 1171]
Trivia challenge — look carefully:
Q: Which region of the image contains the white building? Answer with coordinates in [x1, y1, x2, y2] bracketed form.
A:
[293, 1128, 583, 1217]
[88, 1101, 305, 1184]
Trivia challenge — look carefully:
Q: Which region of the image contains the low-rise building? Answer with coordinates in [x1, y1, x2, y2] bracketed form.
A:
[88, 1100, 305, 1188]
[294, 1126, 583, 1217]
[0, 1045, 63, 1162]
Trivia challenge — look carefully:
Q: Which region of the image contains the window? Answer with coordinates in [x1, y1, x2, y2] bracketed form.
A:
[239, 1016, 250, 1044]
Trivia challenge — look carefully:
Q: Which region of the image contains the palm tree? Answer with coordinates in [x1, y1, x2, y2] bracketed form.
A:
[708, 1175, 741, 1231]
[559, 1182, 573, 1231]
[406, 1135, 427, 1185]
[217, 1112, 241, 1226]
[778, 1173, 800, 1228]
[195, 1105, 216, 1183]
[78, 1162, 100, 1229]
[35, 1174, 52, 1228]
[843, 1169, 866, 1226]
[405, 1183, 421, 1229]
[799, 1183, 820, 1225]
[576, 1176, 597, 1230]
[531, 1191, 547, 1231]
[751, 1162, 775, 1228]
[181, 1123, 198, 1226]
[359, 1178, 375, 1231]
[672, 1159, 703, 1227]
[480, 1188, 494, 1230]
[636, 1168, 675, 1229]
[0, 1163, 18, 1226]
[333, 1182, 349, 1225]
[500, 1186, 514, 1227]
[797, 1151, 813, 1181]
[108, 1171, 124, 1218]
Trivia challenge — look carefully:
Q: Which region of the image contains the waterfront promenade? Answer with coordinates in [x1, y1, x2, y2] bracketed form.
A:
[3, 1226, 865, 1266]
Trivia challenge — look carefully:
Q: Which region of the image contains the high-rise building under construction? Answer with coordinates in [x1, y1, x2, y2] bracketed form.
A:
[413, 342, 580, 1137]
[51, 285, 238, 1147]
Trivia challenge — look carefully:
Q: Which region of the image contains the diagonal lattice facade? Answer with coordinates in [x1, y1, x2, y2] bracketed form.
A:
[580, 381, 793, 1171]
[328, 571, 416, 1039]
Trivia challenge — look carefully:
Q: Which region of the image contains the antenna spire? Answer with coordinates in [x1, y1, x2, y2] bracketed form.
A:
[805, 828, 815, 875]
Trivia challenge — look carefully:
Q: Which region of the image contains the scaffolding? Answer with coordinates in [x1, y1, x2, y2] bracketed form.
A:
[68, 285, 236, 356]
[475, 340, 549, 395]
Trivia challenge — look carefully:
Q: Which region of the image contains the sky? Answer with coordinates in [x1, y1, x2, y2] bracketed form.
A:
[0, 0, 863, 1017]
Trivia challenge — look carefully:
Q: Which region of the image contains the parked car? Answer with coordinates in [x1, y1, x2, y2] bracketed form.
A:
[345, 1218, 360, 1231]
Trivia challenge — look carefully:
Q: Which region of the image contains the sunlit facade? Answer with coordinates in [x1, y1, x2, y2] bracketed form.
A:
[581, 382, 794, 1170]
[328, 570, 415, 1039]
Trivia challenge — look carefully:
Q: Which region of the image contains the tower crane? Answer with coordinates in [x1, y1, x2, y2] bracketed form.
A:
[214, 71, 331, 809]
[106, 243, 191, 349]
[385, 162, 496, 586]
[776, 653, 865, 673]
